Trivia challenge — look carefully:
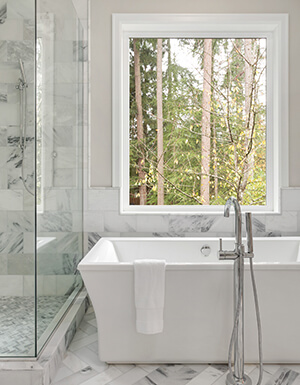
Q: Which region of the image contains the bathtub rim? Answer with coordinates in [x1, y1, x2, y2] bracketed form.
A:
[78, 236, 300, 271]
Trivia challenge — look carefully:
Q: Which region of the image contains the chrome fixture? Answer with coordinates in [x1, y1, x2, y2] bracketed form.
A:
[219, 197, 263, 385]
[16, 59, 34, 196]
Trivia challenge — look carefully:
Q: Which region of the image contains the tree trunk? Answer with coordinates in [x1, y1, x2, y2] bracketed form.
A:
[212, 119, 218, 199]
[133, 38, 147, 205]
[157, 38, 164, 205]
[200, 38, 212, 205]
[241, 38, 255, 202]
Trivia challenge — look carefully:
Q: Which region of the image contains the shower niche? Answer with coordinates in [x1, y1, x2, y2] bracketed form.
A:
[0, 0, 86, 357]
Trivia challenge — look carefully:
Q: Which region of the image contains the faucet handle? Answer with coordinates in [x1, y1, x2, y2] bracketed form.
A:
[218, 238, 239, 260]
[219, 238, 223, 251]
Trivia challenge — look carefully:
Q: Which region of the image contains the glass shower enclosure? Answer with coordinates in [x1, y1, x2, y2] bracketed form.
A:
[0, 0, 85, 357]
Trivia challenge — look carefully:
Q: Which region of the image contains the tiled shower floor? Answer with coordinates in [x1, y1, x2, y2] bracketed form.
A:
[0, 295, 68, 355]
[52, 307, 300, 385]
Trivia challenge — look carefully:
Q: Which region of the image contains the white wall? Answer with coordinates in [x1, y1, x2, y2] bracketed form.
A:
[89, 0, 300, 187]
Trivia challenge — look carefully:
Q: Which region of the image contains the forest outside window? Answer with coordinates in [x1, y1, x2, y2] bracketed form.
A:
[112, 14, 288, 214]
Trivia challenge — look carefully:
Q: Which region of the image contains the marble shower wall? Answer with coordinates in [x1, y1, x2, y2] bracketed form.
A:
[84, 187, 300, 251]
[36, 0, 87, 297]
[0, 0, 35, 297]
[0, 0, 87, 297]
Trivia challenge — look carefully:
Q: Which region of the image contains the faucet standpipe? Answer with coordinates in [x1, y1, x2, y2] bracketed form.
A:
[218, 197, 253, 385]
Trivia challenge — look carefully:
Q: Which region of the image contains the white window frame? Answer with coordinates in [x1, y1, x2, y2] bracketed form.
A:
[112, 13, 289, 214]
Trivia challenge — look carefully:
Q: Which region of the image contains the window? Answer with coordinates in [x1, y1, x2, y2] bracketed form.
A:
[112, 14, 288, 214]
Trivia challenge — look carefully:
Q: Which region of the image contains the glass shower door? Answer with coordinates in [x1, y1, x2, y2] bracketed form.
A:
[36, 0, 84, 353]
[0, 0, 36, 357]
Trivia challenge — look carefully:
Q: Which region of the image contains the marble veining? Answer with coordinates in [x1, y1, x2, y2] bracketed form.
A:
[7, 41, 34, 62]
[38, 212, 72, 232]
[169, 215, 217, 233]
[52, 307, 300, 385]
[267, 368, 299, 385]
[0, 231, 23, 253]
[0, 3, 7, 24]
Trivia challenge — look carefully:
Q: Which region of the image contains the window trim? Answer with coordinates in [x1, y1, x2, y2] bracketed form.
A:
[112, 13, 289, 214]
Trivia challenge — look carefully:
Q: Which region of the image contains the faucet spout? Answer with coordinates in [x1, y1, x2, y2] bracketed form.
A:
[224, 197, 242, 249]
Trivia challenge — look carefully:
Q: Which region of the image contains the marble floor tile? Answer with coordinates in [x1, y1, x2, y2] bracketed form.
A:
[53, 367, 100, 385]
[266, 368, 300, 385]
[62, 351, 89, 372]
[72, 346, 108, 373]
[51, 306, 300, 385]
[134, 364, 199, 385]
[69, 332, 98, 352]
[87, 341, 98, 354]
[184, 365, 226, 385]
[137, 364, 160, 373]
[72, 329, 89, 342]
[79, 365, 123, 385]
[52, 363, 73, 383]
[106, 366, 148, 385]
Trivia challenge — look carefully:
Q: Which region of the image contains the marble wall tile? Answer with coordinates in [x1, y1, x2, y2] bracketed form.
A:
[84, 211, 104, 232]
[7, 168, 24, 189]
[104, 211, 137, 232]
[209, 215, 234, 234]
[0, 41, 7, 61]
[23, 19, 34, 40]
[265, 212, 298, 234]
[0, 3, 6, 24]
[0, 65, 19, 83]
[37, 253, 78, 275]
[54, 168, 76, 187]
[7, 253, 34, 274]
[6, 147, 22, 169]
[0, 210, 7, 232]
[54, 41, 73, 63]
[0, 103, 19, 125]
[56, 275, 77, 296]
[0, 189, 23, 210]
[0, 127, 6, 145]
[169, 215, 217, 234]
[0, 168, 8, 189]
[252, 215, 266, 235]
[38, 212, 72, 232]
[0, 19, 24, 41]
[7, 210, 34, 231]
[23, 232, 36, 254]
[55, 147, 77, 168]
[0, 83, 7, 102]
[87, 232, 101, 250]
[0, 146, 7, 166]
[54, 104, 76, 126]
[136, 215, 169, 233]
[7, 0, 34, 20]
[42, 275, 57, 296]
[55, 63, 78, 84]
[0, 254, 8, 274]
[54, 126, 75, 147]
[0, 231, 23, 253]
[0, 274, 23, 295]
[72, 213, 83, 232]
[87, 189, 119, 211]
[23, 274, 34, 295]
[7, 40, 34, 61]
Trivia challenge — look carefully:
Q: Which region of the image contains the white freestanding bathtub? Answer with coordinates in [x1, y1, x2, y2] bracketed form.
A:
[78, 237, 300, 363]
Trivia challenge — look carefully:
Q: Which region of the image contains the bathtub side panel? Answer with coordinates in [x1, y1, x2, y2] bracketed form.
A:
[81, 268, 234, 362]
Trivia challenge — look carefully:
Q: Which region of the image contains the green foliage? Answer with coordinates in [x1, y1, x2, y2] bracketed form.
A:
[129, 38, 267, 206]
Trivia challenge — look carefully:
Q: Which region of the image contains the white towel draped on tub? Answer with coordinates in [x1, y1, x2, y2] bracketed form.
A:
[134, 259, 166, 334]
